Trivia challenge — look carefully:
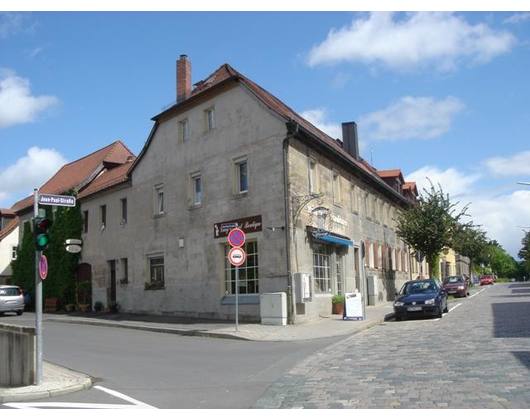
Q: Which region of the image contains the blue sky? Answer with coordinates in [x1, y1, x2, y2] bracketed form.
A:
[1, 10, 530, 258]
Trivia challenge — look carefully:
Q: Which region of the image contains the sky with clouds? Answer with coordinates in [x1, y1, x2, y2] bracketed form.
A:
[1, 9, 530, 258]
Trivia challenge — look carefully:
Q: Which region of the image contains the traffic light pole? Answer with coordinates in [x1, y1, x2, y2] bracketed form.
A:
[34, 188, 43, 386]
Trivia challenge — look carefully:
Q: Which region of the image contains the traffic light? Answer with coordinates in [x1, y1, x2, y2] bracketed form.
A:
[34, 216, 52, 251]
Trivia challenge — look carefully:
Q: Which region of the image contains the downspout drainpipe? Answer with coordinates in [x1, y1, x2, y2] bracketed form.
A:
[283, 120, 299, 325]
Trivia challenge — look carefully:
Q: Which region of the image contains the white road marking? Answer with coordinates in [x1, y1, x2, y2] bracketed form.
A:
[469, 288, 487, 299]
[448, 303, 462, 313]
[4, 385, 157, 409]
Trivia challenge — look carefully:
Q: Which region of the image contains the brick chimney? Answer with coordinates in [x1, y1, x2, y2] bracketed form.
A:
[342, 122, 360, 161]
[177, 54, 192, 103]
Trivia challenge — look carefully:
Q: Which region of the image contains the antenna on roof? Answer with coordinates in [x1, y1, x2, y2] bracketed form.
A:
[370, 147, 374, 166]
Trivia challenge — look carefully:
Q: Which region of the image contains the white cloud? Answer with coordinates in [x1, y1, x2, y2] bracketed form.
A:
[0, 147, 67, 206]
[503, 12, 530, 25]
[359, 96, 465, 142]
[307, 12, 516, 72]
[482, 151, 530, 177]
[406, 165, 530, 258]
[0, 69, 58, 129]
[407, 166, 480, 200]
[300, 108, 343, 140]
[0, 12, 24, 39]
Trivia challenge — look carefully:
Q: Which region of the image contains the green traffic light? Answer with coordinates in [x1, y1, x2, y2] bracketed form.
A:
[36, 234, 49, 248]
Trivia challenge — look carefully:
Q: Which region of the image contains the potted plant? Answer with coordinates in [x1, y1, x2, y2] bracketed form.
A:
[65, 303, 76, 312]
[108, 301, 120, 314]
[332, 294, 345, 315]
[94, 301, 104, 312]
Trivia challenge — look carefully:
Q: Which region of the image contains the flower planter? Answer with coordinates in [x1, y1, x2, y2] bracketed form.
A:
[332, 302, 344, 315]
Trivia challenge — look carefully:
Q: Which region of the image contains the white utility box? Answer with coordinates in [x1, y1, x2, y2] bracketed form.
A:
[367, 275, 378, 306]
[260, 292, 287, 326]
[294, 273, 312, 303]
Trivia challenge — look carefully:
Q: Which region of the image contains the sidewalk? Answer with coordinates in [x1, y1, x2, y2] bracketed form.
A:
[0, 363, 92, 404]
[44, 302, 395, 341]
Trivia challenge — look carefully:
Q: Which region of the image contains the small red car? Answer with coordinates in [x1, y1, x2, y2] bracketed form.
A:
[442, 276, 469, 297]
[480, 275, 494, 286]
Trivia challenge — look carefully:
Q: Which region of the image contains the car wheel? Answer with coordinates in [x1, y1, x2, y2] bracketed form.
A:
[16, 310, 23, 316]
[443, 303, 449, 313]
[437, 304, 443, 318]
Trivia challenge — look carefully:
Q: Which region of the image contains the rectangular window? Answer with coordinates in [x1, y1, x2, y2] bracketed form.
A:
[191, 173, 202, 206]
[336, 255, 343, 296]
[351, 184, 358, 213]
[121, 198, 127, 224]
[308, 158, 318, 194]
[100, 205, 106, 228]
[224, 241, 259, 295]
[155, 184, 164, 215]
[371, 196, 376, 220]
[149, 257, 164, 285]
[332, 171, 341, 204]
[120, 258, 128, 284]
[205, 107, 215, 131]
[179, 118, 189, 143]
[313, 243, 331, 293]
[364, 193, 370, 219]
[235, 159, 248, 194]
[11, 246, 17, 261]
[83, 210, 89, 233]
[369, 243, 375, 269]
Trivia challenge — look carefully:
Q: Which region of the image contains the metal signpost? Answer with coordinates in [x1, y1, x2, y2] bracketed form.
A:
[228, 228, 246, 331]
[33, 190, 77, 385]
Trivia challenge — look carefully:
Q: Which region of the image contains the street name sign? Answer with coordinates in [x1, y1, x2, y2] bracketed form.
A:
[39, 194, 76, 207]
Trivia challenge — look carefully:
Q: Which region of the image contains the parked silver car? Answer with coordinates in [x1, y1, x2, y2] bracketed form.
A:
[0, 286, 25, 316]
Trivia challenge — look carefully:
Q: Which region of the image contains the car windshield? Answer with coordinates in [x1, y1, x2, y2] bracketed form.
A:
[443, 277, 463, 284]
[0, 288, 20, 297]
[400, 281, 438, 295]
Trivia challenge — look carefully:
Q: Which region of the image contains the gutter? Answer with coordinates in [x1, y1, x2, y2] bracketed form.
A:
[283, 120, 299, 325]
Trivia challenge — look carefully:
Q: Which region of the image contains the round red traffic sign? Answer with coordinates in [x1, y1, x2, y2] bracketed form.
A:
[228, 228, 246, 248]
[228, 247, 246, 267]
[39, 255, 48, 280]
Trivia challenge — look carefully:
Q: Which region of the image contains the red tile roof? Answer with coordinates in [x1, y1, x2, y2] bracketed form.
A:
[0, 216, 18, 241]
[145, 62, 415, 205]
[77, 160, 134, 199]
[12, 141, 135, 214]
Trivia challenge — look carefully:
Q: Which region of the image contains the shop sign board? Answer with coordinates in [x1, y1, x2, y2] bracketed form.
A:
[344, 292, 364, 321]
[214, 215, 262, 238]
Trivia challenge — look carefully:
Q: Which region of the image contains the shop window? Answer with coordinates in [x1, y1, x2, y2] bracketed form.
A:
[313, 243, 331, 293]
[224, 241, 259, 295]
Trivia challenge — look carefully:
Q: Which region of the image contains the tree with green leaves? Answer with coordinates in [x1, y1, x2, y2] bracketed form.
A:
[518, 230, 530, 277]
[452, 225, 489, 279]
[45, 200, 83, 304]
[396, 182, 470, 279]
[11, 221, 36, 293]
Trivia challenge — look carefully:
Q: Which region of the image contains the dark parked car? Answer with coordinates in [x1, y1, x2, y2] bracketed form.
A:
[442, 275, 469, 298]
[394, 279, 448, 321]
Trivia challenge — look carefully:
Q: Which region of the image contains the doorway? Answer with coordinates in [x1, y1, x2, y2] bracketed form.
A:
[108, 260, 116, 302]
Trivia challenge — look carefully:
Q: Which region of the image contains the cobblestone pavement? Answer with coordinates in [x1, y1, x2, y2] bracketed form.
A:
[255, 283, 530, 409]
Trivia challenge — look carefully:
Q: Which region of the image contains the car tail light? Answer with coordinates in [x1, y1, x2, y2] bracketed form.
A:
[18, 288, 23, 296]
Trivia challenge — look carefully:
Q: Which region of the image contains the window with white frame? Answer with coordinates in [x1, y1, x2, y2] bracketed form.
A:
[205, 107, 215, 131]
[190, 172, 202, 206]
[377, 245, 383, 269]
[225, 241, 259, 295]
[313, 243, 331, 293]
[149, 256, 164, 285]
[155, 184, 164, 215]
[235, 158, 248, 194]
[11, 245, 17, 261]
[364, 193, 370, 219]
[369, 243, 375, 268]
[179, 118, 189, 143]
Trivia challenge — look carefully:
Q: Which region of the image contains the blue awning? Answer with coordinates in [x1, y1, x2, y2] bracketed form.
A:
[319, 234, 354, 247]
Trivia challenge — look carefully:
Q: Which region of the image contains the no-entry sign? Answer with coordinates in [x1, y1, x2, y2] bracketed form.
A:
[228, 247, 246, 267]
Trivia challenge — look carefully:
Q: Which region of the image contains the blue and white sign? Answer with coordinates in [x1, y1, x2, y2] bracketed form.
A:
[39, 194, 76, 207]
[344, 292, 364, 321]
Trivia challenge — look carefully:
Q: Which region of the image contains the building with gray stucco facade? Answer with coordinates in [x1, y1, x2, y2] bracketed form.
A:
[74, 55, 420, 324]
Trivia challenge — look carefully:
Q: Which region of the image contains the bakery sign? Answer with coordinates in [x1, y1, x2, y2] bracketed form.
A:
[214, 215, 263, 238]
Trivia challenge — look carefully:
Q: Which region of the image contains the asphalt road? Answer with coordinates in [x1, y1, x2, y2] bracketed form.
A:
[1, 312, 337, 409]
[255, 282, 530, 408]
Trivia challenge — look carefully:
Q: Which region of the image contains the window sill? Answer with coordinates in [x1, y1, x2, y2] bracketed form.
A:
[144, 282, 165, 291]
[232, 192, 249, 200]
[189, 203, 202, 210]
[221, 295, 260, 305]
[153, 213, 165, 219]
